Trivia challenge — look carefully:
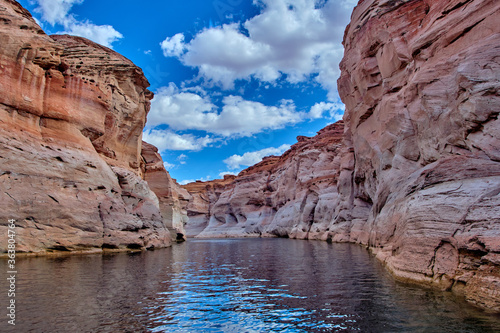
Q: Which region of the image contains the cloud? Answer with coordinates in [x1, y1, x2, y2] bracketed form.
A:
[163, 161, 175, 170]
[308, 101, 345, 121]
[177, 154, 188, 164]
[179, 176, 211, 186]
[142, 129, 215, 152]
[146, 84, 345, 150]
[217, 96, 302, 137]
[146, 83, 216, 129]
[32, 0, 122, 48]
[147, 83, 304, 137]
[160, 33, 186, 57]
[63, 21, 123, 48]
[160, 0, 357, 99]
[180, 23, 276, 89]
[223, 144, 291, 170]
[34, 0, 83, 25]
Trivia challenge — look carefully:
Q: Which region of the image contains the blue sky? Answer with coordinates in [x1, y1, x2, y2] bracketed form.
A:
[18, 0, 356, 184]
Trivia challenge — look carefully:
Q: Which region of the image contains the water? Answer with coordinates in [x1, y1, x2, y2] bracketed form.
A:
[1, 238, 500, 332]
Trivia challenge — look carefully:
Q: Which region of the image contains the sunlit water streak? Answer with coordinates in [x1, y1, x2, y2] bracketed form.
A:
[1, 238, 500, 332]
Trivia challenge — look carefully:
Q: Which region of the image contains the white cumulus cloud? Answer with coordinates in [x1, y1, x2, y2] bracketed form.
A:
[146, 83, 216, 130]
[32, 0, 123, 48]
[160, 0, 357, 99]
[145, 83, 346, 153]
[217, 96, 302, 137]
[63, 20, 123, 48]
[223, 144, 291, 170]
[147, 83, 304, 137]
[160, 33, 187, 57]
[34, 0, 83, 25]
[163, 161, 175, 170]
[142, 129, 215, 152]
[308, 101, 345, 121]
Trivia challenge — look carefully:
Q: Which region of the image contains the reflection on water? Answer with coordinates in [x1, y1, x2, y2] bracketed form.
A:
[1, 238, 500, 332]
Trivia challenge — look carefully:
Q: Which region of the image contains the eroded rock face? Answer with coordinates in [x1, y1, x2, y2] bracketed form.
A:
[183, 122, 345, 239]
[335, 0, 500, 312]
[0, 0, 171, 253]
[50, 34, 154, 174]
[182, 176, 237, 238]
[183, 175, 237, 238]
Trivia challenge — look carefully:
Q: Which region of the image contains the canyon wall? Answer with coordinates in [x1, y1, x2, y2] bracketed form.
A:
[141, 141, 190, 240]
[336, 0, 500, 312]
[184, 121, 344, 240]
[0, 0, 186, 253]
[184, 122, 344, 239]
[184, 0, 500, 311]
[183, 175, 237, 238]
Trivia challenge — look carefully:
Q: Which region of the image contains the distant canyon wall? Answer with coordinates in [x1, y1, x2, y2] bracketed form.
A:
[184, 0, 500, 312]
[142, 142, 190, 240]
[0, 0, 187, 253]
[183, 122, 345, 240]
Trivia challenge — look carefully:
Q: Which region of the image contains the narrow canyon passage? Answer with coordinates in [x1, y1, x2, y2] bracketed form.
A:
[1, 239, 500, 332]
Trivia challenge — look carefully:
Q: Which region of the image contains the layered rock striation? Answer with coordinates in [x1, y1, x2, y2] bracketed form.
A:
[141, 141, 190, 240]
[183, 175, 237, 238]
[336, 0, 500, 312]
[184, 0, 500, 311]
[0, 0, 185, 253]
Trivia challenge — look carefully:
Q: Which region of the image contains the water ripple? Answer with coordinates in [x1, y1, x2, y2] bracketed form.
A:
[2, 239, 500, 332]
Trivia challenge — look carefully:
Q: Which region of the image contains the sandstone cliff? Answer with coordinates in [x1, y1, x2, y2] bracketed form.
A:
[184, 0, 500, 311]
[183, 175, 237, 237]
[0, 0, 185, 253]
[141, 141, 190, 240]
[335, 0, 500, 312]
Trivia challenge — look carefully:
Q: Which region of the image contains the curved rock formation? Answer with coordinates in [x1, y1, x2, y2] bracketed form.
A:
[182, 175, 237, 237]
[184, 0, 500, 311]
[335, 0, 500, 312]
[141, 141, 190, 240]
[0, 0, 183, 253]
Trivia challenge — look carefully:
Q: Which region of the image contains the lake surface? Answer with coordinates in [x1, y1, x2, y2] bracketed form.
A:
[1, 238, 500, 332]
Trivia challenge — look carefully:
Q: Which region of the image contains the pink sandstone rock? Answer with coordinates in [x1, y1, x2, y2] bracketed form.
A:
[182, 175, 238, 237]
[141, 141, 191, 240]
[0, 0, 182, 253]
[334, 0, 500, 312]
